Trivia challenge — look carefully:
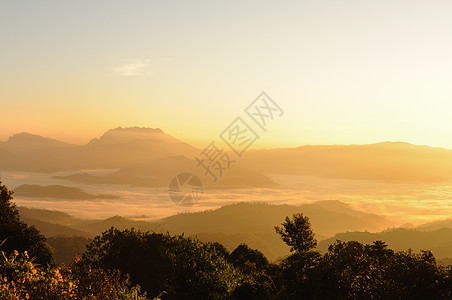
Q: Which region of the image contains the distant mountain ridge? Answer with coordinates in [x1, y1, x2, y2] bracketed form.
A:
[417, 218, 452, 231]
[0, 126, 200, 172]
[3, 126, 452, 183]
[0, 132, 75, 151]
[14, 184, 120, 200]
[242, 141, 452, 182]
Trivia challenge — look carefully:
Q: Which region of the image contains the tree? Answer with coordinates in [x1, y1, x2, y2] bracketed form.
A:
[229, 245, 275, 300]
[229, 244, 269, 271]
[365, 240, 394, 260]
[275, 213, 317, 252]
[212, 241, 230, 260]
[80, 227, 242, 299]
[276, 250, 321, 299]
[300, 240, 446, 299]
[0, 181, 53, 265]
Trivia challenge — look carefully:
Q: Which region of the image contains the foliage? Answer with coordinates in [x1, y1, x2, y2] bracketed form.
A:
[211, 241, 230, 260]
[47, 236, 91, 265]
[0, 249, 148, 299]
[229, 244, 269, 272]
[229, 244, 275, 300]
[275, 250, 322, 299]
[71, 257, 148, 299]
[276, 240, 448, 299]
[0, 181, 53, 265]
[0, 250, 75, 299]
[275, 213, 317, 252]
[79, 228, 242, 300]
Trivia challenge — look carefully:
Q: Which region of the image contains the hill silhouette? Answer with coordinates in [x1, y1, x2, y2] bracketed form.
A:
[14, 184, 120, 200]
[242, 142, 452, 183]
[22, 201, 452, 261]
[0, 132, 75, 151]
[417, 218, 452, 231]
[21, 217, 92, 238]
[17, 201, 391, 260]
[150, 201, 391, 259]
[55, 155, 277, 188]
[87, 126, 180, 144]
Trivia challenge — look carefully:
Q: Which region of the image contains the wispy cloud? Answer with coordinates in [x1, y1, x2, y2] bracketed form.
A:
[113, 60, 155, 76]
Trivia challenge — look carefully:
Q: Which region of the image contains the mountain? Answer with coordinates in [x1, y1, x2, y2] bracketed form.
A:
[417, 218, 452, 231]
[55, 155, 278, 188]
[112, 155, 278, 187]
[4, 128, 452, 184]
[18, 206, 92, 238]
[53, 173, 165, 187]
[18, 207, 153, 237]
[0, 133, 75, 171]
[18, 206, 79, 226]
[150, 201, 392, 260]
[0, 127, 200, 172]
[0, 148, 14, 168]
[242, 142, 452, 182]
[17, 201, 392, 261]
[21, 217, 92, 238]
[154, 201, 391, 237]
[0, 147, 13, 156]
[76, 127, 199, 169]
[87, 126, 180, 145]
[0, 132, 75, 151]
[14, 184, 120, 200]
[74, 216, 155, 234]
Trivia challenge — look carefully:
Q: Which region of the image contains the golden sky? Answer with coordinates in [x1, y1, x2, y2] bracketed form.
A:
[1, 1, 452, 148]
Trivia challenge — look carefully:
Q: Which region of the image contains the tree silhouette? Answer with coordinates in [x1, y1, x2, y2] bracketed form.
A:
[365, 240, 394, 260]
[275, 213, 317, 252]
[0, 181, 53, 265]
[80, 228, 241, 299]
[230, 244, 269, 271]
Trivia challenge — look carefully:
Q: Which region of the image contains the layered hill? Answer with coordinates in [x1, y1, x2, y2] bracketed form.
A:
[14, 184, 119, 200]
[19, 201, 392, 261]
[55, 155, 277, 188]
[19, 202, 452, 263]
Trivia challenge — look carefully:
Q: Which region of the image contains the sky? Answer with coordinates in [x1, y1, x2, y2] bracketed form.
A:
[1, 1, 452, 149]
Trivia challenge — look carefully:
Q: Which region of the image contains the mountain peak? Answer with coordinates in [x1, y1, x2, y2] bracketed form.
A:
[88, 126, 180, 145]
[110, 126, 164, 133]
[4, 132, 73, 149]
[8, 132, 44, 141]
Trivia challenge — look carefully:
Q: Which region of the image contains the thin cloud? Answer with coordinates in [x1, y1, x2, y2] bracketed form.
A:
[113, 60, 155, 76]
